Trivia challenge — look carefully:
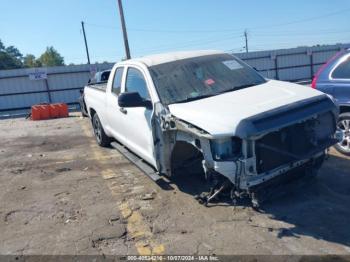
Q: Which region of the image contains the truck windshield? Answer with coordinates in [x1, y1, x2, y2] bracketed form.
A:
[149, 54, 266, 105]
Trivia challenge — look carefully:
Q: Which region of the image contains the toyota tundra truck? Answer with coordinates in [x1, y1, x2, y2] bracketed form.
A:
[84, 50, 340, 206]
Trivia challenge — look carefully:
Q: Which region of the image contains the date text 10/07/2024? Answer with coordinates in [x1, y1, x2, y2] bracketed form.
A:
[126, 255, 219, 261]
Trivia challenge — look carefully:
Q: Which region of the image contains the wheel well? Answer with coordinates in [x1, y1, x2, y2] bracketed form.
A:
[170, 141, 204, 178]
[90, 108, 96, 118]
[339, 106, 350, 115]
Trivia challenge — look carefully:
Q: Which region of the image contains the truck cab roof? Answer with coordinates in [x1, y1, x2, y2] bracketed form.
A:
[122, 50, 224, 67]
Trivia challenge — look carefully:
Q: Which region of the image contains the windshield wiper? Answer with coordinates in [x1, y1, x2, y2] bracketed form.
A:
[173, 94, 214, 104]
[217, 84, 255, 95]
[172, 84, 257, 104]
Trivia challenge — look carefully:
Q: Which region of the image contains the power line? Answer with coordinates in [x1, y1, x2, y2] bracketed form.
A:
[131, 30, 243, 53]
[84, 7, 350, 34]
[82, 6, 350, 56]
[253, 29, 350, 37]
[84, 22, 242, 34]
[134, 34, 244, 54]
[251, 7, 350, 30]
[80, 6, 350, 59]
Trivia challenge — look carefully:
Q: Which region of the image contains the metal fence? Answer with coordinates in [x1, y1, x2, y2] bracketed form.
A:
[0, 63, 113, 118]
[235, 43, 350, 82]
[1, 43, 350, 118]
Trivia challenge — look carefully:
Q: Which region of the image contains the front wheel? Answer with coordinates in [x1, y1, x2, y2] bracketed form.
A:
[92, 113, 111, 147]
[334, 112, 350, 156]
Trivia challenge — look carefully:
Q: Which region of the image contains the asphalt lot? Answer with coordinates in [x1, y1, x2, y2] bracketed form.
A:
[1, 114, 350, 255]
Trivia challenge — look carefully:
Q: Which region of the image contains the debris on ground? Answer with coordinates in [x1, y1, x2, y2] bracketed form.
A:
[141, 191, 157, 201]
[55, 167, 72, 173]
[108, 215, 120, 225]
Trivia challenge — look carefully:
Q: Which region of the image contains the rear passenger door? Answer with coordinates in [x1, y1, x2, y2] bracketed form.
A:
[106, 66, 125, 142]
[331, 54, 350, 106]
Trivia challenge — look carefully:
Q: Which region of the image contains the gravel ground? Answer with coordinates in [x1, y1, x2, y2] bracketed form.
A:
[0, 115, 350, 256]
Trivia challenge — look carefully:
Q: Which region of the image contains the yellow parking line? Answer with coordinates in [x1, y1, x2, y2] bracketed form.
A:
[80, 119, 165, 255]
[119, 200, 165, 255]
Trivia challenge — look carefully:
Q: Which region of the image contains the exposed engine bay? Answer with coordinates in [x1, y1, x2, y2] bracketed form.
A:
[153, 97, 339, 208]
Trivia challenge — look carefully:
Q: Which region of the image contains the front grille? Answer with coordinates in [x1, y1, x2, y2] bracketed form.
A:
[255, 111, 335, 174]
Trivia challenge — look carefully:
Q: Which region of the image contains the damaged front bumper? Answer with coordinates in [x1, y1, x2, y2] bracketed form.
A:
[207, 101, 339, 192]
[211, 143, 332, 191]
[210, 138, 342, 197]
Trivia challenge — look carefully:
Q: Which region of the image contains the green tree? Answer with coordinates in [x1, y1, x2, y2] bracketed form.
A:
[5, 46, 22, 60]
[38, 46, 64, 67]
[0, 52, 19, 69]
[23, 54, 42, 68]
[6, 46, 23, 68]
[0, 40, 4, 51]
[0, 41, 65, 69]
[0, 40, 23, 69]
[23, 54, 36, 67]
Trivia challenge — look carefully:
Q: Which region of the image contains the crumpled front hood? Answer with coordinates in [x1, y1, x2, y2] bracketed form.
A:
[168, 80, 329, 137]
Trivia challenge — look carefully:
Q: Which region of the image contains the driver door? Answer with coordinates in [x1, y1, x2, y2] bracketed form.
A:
[118, 66, 156, 168]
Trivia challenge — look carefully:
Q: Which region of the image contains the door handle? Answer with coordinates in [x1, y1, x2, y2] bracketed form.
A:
[120, 107, 127, 114]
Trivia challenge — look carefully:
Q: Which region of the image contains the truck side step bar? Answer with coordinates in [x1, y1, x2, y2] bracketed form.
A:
[110, 141, 162, 182]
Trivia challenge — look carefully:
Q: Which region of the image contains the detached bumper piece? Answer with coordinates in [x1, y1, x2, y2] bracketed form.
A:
[31, 103, 69, 121]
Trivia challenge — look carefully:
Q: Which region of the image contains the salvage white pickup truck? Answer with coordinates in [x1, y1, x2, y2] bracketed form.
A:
[84, 50, 339, 206]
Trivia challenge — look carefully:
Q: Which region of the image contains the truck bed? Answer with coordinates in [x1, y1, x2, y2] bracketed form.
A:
[86, 82, 107, 92]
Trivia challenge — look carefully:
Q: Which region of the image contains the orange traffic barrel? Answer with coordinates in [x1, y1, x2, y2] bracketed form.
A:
[57, 103, 69, 118]
[49, 104, 60, 118]
[31, 103, 68, 120]
[31, 105, 50, 120]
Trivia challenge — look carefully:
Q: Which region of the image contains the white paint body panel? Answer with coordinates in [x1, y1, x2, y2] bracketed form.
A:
[84, 50, 332, 176]
[168, 80, 327, 137]
[85, 62, 157, 168]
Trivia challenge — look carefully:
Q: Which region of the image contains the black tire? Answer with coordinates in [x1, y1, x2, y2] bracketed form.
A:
[79, 95, 89, 117]
[334, 112, 350, 156]
[81, 101, 88, 117]
[92, 113, 111, 147]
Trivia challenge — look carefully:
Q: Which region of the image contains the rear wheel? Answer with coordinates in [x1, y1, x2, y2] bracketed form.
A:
[334, 113, 350, 156]
[92, 113, 111, 147]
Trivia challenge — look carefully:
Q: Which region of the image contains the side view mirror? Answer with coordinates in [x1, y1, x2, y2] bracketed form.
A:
[118, 92, 152, 109]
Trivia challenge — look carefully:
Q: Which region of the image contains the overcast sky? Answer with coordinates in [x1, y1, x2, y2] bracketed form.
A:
[1, 0, 349, 64]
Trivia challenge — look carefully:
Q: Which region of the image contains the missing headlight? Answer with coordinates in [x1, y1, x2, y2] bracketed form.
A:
[210, 137, 242, 161]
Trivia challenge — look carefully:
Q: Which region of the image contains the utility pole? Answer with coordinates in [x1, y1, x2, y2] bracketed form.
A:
[244, 30, 249, 53]
[117, 0, 131, 59]
[81, 21, 91, 64]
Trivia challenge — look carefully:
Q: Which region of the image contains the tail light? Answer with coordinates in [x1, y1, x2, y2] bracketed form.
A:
[311, 51, 343, 89]
[311, 77, 318, 89]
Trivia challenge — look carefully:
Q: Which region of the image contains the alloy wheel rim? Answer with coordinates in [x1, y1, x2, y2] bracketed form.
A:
[337, 119, 350, 152]
[94, 118, 102, 143]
